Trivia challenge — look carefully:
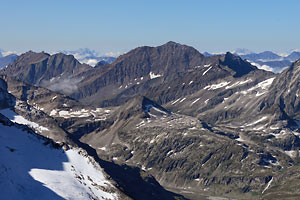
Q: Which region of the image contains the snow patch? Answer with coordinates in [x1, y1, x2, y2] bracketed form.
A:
[171, 98, 181, 105]
[49, 108, 109, 120]
[249, 77, 275, 92]
[136, 120, 145, 128]
[152, 106, 168, 115]
[262, 177, 273, 194]
[50, 109, 57, 116]
[204, 82, 230, 90]
[179, 98, 186, 103]
[245, 116, 268, 127]
[202, 66, 212, 75]
[52, 96, 57, 100]
[0, 109, 49, 132]
[98, 147, 107, 151]
[284, 150, 298, 158]
[236, 137, 247, 143]
[270, 126, 279, 130]
[149, 71, 162, 79]
[225, 79, 252, 89]
[191, 98, 200, 106]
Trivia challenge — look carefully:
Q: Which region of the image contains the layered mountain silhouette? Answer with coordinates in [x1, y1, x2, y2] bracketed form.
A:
[2, 42, 300, 199]
[60, 48, 116, 66]
[1, 42, 261, 106]
[231, 49, 300, 73]
[1, 51, 91, 95]
[0, 54, 18, 69]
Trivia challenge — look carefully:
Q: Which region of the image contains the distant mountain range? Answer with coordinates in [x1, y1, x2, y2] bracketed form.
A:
[59, 48, 116, 66]
[2, 47, 299, 73]
[204, 48, 300, 73]
[0, 49, 18, 69]
[0, 48, 117, 70]
[0, 54, 18, 69]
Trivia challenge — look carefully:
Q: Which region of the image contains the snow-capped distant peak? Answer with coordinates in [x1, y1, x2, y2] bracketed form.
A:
[276, 49, 300, 57]
[61, 48, 100, 60]
[58, 48, 117, 67]
[232, 48, 254, 55]
[104, 51, 122, 57]
[2, 50, 18, 57]
[0, 49, 18, 57]
[289, 49, 300, 53]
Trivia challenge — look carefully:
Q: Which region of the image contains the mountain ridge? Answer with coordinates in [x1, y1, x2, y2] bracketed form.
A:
[3, 42, 300, 199]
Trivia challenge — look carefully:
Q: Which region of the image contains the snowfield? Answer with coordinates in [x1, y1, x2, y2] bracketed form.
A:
[204, 81, 231, 90]
[149, 71, 162, 79]
[202, 66, 212, 75]
[0, 118, 119, 200]
[0, 108, 49, 132]
[49, 108, 110, 121]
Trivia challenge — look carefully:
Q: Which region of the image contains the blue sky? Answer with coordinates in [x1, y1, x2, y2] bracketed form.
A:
[1, 0, 299, 55]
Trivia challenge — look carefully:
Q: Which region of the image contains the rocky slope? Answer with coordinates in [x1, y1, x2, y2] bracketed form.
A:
[0, 114, 125, 200]
[72, 42, 260, 106]
[0, 42, 260, 107]
[263, 59, 300, 120]
[0, 75, 186, 200]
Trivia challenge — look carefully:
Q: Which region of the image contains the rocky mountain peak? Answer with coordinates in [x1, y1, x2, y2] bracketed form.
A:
[165, 41, 179, 45]
[0, 51, 91, 92]
[111, 41, 204, 75]
[13, 51, 50, 65]
[220, 52, 257, 77]
[161, 41, 182, 48]
[158, 41, 203, 55]
[47, 52, 82, 68]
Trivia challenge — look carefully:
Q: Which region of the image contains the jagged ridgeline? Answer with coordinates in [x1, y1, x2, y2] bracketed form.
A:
[1, 42, 300, 199]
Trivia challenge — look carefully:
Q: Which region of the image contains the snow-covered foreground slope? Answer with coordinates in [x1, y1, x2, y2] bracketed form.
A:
[0, 108, 49, 132]
[0, 117, 120, 200]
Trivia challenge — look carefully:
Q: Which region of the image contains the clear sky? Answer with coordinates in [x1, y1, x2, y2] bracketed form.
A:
[1, 0, 299, 55]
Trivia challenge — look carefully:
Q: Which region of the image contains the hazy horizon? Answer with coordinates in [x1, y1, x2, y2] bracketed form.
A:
[1, 0, 299, 55]
[1, 44, 299, 58]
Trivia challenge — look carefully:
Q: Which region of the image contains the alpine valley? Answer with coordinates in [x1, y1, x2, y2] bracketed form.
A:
[2, 41, 300, 199]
